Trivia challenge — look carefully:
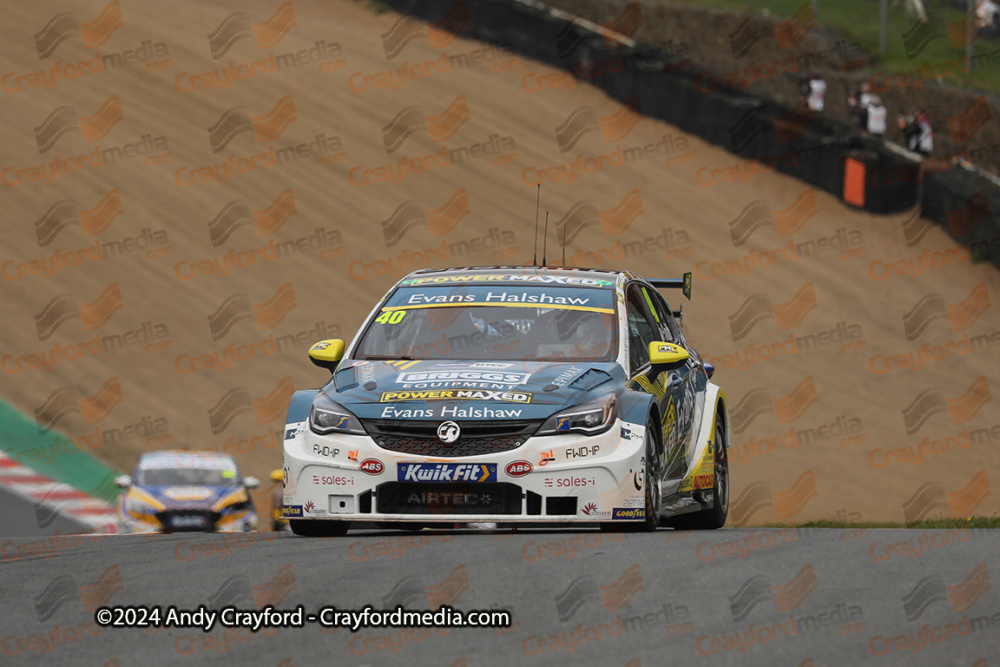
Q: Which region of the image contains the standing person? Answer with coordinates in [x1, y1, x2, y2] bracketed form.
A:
[859, 82, 875, 109]
[867, 95, 887, 139]
[848, 82, 869, 131]
[806, 73, 826, 112]
[976, 0, 999, 34]
[898, 113, 921, 153]
[917, 110, 934, 156]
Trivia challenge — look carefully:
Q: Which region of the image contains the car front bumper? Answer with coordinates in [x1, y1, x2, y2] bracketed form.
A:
[117, 510, 257, 533]
[281, 419, 648, 523]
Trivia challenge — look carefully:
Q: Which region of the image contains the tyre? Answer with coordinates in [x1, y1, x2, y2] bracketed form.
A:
[665, 413, 729, 530]
[289, 519, 349, 537]
[601, 414, 661, 532]
[637, 414, 663, 531]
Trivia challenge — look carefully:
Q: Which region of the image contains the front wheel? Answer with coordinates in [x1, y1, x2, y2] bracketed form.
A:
[289, 519, 349, 537]
[638, 415, 663, 531]
[602, 415, 661, 532]
[665, 413, 729, 530]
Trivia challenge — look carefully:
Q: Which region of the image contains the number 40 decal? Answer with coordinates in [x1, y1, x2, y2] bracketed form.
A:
[375, 310, 407, 324]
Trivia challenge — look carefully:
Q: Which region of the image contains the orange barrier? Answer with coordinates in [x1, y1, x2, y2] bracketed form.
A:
[843, 157, 865, 208]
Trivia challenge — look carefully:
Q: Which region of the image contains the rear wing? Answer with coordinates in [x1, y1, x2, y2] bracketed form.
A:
[648, 272, 692, 300]
[648, 272, 692, 327]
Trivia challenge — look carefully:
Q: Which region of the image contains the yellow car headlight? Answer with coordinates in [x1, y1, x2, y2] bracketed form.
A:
[212, 488, 250, 513]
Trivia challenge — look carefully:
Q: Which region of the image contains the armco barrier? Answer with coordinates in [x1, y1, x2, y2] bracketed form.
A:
[922, 165, 999, 262]
[381, 0, 1000, 267]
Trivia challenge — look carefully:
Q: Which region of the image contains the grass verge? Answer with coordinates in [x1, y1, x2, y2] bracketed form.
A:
[654, 0, 1000, 93]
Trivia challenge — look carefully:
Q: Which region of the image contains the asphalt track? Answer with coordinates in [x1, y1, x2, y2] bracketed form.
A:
[1, 526, 997, 665]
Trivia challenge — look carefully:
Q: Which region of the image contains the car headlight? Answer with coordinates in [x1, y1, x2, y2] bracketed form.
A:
[125, 498, 152, 516]
[212, 488, 251, 513]
[537, 394, 617, 436]
[124, 490, 164, 517]
[309, 393, 366, 435]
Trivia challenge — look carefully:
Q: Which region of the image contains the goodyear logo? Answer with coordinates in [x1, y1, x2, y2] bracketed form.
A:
[612, 507, 645, 520]
[281, 505, 303, 517]
[380, 390, 531, 403]
[398, 463, 497, 483]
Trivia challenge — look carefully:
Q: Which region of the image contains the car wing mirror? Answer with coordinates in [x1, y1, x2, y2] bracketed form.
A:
[648, 341, 689, 372]
[308, 339, 345, 372]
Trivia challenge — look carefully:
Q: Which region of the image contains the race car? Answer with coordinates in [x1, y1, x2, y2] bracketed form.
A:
[282, 266, 728, 536]
[115, 450, 260, 534]
[269, 468, 290, 531]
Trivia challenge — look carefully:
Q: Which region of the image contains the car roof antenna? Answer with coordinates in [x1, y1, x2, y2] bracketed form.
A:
[561, 215, 567, 266]
[531, 184, 541, 266]
[541, 211, 549, 267]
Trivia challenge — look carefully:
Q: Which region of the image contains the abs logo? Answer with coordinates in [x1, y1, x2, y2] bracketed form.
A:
[505, 461, 532, 477]
[359, 459, 385, 475]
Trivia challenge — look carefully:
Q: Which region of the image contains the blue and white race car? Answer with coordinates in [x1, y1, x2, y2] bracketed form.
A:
[282, 267, 728, 536]
[116, 451, 259, 534]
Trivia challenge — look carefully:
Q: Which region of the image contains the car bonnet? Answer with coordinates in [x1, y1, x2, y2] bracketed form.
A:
[327, 360, 624, 421]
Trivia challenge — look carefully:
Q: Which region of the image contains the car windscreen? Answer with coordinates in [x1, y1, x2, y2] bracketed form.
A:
[135, 457, 240, 486]
[353, 285, 617, 362]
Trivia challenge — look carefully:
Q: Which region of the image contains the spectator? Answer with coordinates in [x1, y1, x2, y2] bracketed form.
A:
[859, 82, 875, 108]
[898, 114, 921, 153]
[848, 82, 870, 130]
[806, 73, 826, 112]
[976, 0, 999, 31]
[891, 0, 928, 22]
[916, 110, 934, 156]
[867, 95, 887, 138]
